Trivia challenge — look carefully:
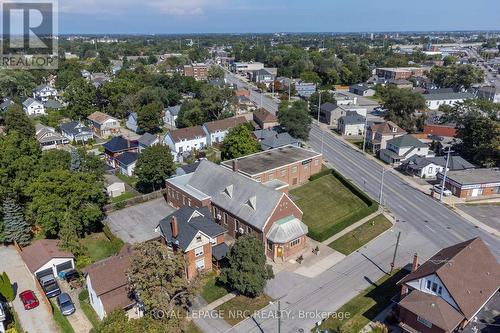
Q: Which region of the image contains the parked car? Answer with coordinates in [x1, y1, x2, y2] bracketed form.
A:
[19, 290, 39, 310]
[433, 184, 452, 196]
[60, 268, 79, 283]
[39, 274, 61, 298]
[56, 293, 76, 316]
[0, 301, 6, 321]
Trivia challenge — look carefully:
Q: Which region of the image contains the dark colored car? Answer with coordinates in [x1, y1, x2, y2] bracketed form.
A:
[62, 269, 80, 283]
[56, 293, 76, 316]
[19, 290, 39, 310]
[39, 274, 61, 298]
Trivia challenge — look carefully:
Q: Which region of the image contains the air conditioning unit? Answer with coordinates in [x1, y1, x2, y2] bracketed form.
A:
[216, 214, 222, 220]
[238, 227, 244, 234]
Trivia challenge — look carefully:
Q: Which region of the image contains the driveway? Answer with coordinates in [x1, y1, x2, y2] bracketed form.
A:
[0, 246, 57, 333]
[105, 198, 176, 243]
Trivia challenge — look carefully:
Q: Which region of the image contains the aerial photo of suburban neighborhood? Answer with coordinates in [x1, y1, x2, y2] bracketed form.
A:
[0, 1, 499, 333]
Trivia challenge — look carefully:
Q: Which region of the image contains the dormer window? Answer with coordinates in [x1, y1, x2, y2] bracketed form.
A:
[224, 185, 234, 198]
[247, 196, 257, 210]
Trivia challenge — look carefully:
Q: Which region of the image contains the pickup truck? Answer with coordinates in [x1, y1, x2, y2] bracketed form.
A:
[39, 274, 61, 298]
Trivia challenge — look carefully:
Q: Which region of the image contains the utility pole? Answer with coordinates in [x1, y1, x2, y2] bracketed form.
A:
[379, 168, 388, 207]
[288, 80, 291, 101]
[362, 114, 368, 153]
[439, 148, 453, 202]
[390, 231, 401, 273]
[277, 299, 281, 333]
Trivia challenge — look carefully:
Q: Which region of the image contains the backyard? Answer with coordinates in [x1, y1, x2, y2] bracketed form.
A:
[80, 231, 124, 263]
[329, 214, 393, 255]
[290, 172, 377, 241]
[316, 269, 407, 333]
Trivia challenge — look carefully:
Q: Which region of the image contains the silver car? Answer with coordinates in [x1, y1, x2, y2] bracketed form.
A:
[56, 293, 76, 316]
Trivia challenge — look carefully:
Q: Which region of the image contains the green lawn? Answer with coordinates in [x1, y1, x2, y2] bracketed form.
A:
[115, 173, 138, 188]
[329, 214, 393, 255]
[80, 232, 123, 263]
[290, 174, 369, 240]
[200, 273, 229, 304]
[216, 294, 272, 326]
[51, 300, 76, 333]
[78, 289, 100, 328]
[346, 138, 364, 150]
[110, 191, 135, 203]
[316, 269, 407, 333]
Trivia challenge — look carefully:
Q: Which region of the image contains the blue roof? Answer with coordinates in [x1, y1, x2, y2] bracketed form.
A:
[115, 152, 138, 167]
[103, 136, 138, 153]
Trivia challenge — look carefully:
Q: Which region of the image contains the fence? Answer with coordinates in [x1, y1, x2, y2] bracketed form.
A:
[104, 189, 167, 212]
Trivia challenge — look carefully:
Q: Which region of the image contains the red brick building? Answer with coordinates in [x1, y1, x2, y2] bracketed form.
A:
[157, 206, 227, 279]
[183, 63, 209, 80]
[423, 124, 457, 138]
[397, 238, 500, 333]
[437, 168, 500, 199]
[221, 145, 323, 187]
[165, 160, 308, 261]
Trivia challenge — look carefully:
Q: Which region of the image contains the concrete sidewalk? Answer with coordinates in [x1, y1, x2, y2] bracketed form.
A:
[321, 209, 383, 245]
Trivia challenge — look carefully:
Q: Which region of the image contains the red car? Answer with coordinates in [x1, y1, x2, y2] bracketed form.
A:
[19, 290, 39, 310]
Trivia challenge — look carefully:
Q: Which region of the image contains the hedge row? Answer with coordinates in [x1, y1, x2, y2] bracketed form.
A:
[308, 168, 379, 242]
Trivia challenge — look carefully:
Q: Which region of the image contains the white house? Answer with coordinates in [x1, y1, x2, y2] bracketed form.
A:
[332, 91, 357, 106]
[20, 239, 75, 279]
[23, 98, 46, 116]
[401, 155, 476, 178]
[35, 124, 69, 150]
[106, 182, 126, 198]
[84, 246, 141, 320]
[59, 120, 94, 143]
[163, 105, 181, 128]
[125, 112, 140, 133]
[379, 134, 434, 165]
[115, 152, 138, 176]
[423, 92, 474, 110]
[164, 126, 207, 161]
[87, 111, 120, 138]
[203, 116, 247, 145]
[33, 84, 58, 102]
[337, 111, 366, 136]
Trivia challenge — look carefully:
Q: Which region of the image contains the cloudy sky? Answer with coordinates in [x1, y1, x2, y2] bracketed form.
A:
[57, 0, 500, 34]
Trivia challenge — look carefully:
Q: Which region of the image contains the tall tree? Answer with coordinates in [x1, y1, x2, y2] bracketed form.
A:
[221, 124, 260, 160]
[63, 78, 98, 119]
[137, 102, 162, 133]
[176, 100, 207, 128]
[381, 86, 426, 132]
[127, 242, 197, 316]
[134, 145, 175, 192]
[428, 64, 484, 90]
[278, 100, 312, 140]
[2, 198, 31, 246]
[219, 235, 274, 297]
[207, 66, 225, 80]
[38, 149, 71, 173]
[308, 91, 336, 116]
[0, 272, 15, 302]
[70, 149, 82, 172]
[4, 104, 35, 139]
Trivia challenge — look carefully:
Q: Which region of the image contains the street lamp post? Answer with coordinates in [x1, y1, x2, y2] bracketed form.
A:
[390, 231, 401, 273]
[316, 92, 325, 154]
[439, 148, 453, 202]
[379, 168, 390, 208]
[362, 114, 368, 153]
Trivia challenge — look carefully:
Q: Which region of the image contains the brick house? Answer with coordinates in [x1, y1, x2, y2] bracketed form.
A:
[365, 121, 407, 154]
[423, 124, 457, 138]
[437, 168, 500, 199]
[183, 63, 209, 80]
[165, 160, 308, 261]
[221, 145, 323, 187]
[397, 238, 499, 333]
[157, 206, 227, 279]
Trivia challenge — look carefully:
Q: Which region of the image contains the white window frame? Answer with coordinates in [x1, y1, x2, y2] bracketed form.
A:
[195, 258, 205, 270]
[194, 246, 204, 257]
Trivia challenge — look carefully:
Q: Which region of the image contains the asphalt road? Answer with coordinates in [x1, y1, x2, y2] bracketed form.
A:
[219, 74, 500, 333]
[225, 72, 278, 113]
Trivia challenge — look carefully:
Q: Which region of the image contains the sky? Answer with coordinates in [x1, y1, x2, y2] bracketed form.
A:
[57, 0, 500, 34]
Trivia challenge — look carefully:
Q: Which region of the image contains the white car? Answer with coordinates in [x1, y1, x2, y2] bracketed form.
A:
[433, 184, 452, 196]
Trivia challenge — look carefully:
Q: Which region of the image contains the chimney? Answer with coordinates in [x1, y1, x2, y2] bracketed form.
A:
[170, 216, 178, 238]
[232, 159, 238, 172]
[411, 253, 419, 272]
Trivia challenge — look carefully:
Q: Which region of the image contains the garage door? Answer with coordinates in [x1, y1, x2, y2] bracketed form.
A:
[35, 268, 53, 279]
[55, 261, 73, 274]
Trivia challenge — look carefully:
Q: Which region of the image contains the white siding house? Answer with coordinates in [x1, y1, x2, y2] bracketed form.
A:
[379, 135, 433, 165]
[423, 92, 474, 110]
[33, 85, 58, 102]
[164, 126, 207, 162]
[23, 98, 46, 116]
[86, 274, 106, 319]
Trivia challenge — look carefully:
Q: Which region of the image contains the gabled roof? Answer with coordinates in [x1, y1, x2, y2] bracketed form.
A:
[320, 102, 337, 112]
[60, 121, 92, 136]
[20, 239, 74, 273]
[339, 110, 365, 124]
[253, 108, 278, 124]
[83, 245, 134, 313]
[22, 97, 42, 108]
[165, 105, 181, 116]
[403, 155, 476, 171]
[158, 206, 225, 251]
[399, 290, 464, 331]
[168, 126, 206, 143]
[350, 83, 373, 92]
[399, 238, 500, 320]
[260, 132, 299, 150]
[103, 136, 138, 153]
[0, 98, 14, 111]
[115, 152, 138, 167]
[368, 121, 406, 135]
[35, 124, 66, 143]
[43, 99, 63, 109]
[33, 84, 56, 93]
[87, 111, 117, 124]
[137, 133, 158, 147]
[178, 160, 286, 231]
[128, 112, 137, 122]
[423, 92, 474, 101]
[203, 116, 246, 134]
[387, 134, 427, 148]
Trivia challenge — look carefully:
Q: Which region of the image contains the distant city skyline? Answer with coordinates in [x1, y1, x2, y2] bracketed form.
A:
[58, 0, 500, 34]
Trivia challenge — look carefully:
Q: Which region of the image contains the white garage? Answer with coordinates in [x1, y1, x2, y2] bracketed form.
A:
[20, 239, 75, 279]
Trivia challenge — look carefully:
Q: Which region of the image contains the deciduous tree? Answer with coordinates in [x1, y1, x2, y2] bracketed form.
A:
[278, 100, 312, 140]
[4, 104, 35, 139]
[134, 145, 175, 192]
[138, 102, 162, 133]
[221, 124, 260, 160]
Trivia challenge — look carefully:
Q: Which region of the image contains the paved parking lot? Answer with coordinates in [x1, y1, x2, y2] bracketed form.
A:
[0, 246, 57, 333]
[105, 198, 176, 243]
[456, 204, 500, 232]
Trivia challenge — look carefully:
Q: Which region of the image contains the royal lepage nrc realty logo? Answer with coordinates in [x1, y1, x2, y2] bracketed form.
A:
[1, 0, 58, 69]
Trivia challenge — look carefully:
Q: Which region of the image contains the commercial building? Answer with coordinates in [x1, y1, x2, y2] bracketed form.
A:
[165, 160, 308, 261]
[437, 168, 500, 199]
[423, 92, 474, 110]
[221, 145, 323, 187]
[183, 63, 209, 80]
[477, 86, 500, 103]
[232, 62, 264, 73]
[375, 67, 425, 80]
